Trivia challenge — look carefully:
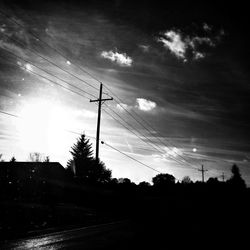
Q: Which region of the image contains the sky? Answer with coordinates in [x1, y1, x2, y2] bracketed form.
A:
[0, 0, 249, 184]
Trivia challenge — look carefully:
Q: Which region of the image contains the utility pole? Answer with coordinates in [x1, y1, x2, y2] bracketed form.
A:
[222, 172, 225, 182]
[198, 165, 208, 183]
[90, 83, 113, 162]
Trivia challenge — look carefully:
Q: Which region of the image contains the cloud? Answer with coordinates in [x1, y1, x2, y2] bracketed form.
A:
[194, 51, 205, 60]
[157, 31, 186, 60]
[139, 44, 150, 52]
[157, 24, 224, 61]
[73, 109, 96, 118]
[101, 50, 133, 67]
[116, 103, 131, 111]
[17, 61, 34, 73]
[0, 40, 27, 58]
[24, 63, 32, 72]
[203, 23, 212, 32]
[0, 24, 6, 33]
[164, 146, 183, 158]
[188, 36, 215, 48]
[152, 147, 183, 163]
[136, 98, 156, 111]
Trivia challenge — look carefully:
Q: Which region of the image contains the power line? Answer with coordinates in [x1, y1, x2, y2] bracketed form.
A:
[102, 141, 182, 182]
[0, 9, 190, 88]
[1, 32, 100, 92]
[1, 42, 195, 169]
[0, 9, 219, 168]
[1, 9, 197, 170]
[103, 84, 199, 168]
[103, 108, 165, 154]
[1, 41, 197, 170]
[103, 104, 197, 169]
[0, 10, 199, 180]
[103, 108, 166, 154]
[101, 141, 161, 174]
[1, 9, 198, 167]
[0, 10, 102, 87]
[1, 47, 96, 100]
[0, 109, 168, 160]
[102, 108, 193, 168]
[0, 109, 162, 175]
[0, 110, 20, 118]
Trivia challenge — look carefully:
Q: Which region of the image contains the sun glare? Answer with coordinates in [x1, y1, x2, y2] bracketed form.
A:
[17, 100, 72, 156]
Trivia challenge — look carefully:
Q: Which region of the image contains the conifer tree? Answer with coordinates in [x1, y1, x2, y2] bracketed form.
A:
[67, 134, 111, 183]
[68, 134, 93, 178]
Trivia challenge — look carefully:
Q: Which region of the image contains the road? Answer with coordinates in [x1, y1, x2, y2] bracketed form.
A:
[1, 221, 138, 250]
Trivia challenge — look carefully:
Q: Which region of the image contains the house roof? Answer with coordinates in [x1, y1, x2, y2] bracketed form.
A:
[0, 162, 66, 182]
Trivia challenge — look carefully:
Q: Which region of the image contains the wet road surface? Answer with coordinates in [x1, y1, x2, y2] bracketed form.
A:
[1, 221, 137, 249]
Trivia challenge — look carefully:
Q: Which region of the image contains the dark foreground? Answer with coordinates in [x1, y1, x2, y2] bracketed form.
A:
[1, 207, 249, 250]
[1, 221, 138, 250]
[1, 176, 250, 249]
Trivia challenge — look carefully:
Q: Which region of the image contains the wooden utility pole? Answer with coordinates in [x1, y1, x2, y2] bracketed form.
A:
[198, 165, 208, 182]
[222, 172, 225, 182]
[90, 83, 113, 162]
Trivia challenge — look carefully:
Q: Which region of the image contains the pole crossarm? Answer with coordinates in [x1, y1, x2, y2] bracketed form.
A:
[90, 98, 113, 102]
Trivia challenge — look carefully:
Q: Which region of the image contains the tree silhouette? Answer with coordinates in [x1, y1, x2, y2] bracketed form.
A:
[44, 156, 50, 162]
[28, 152, 43, 162]
[10, 156, 16, 162]
[138, 181, 151, 188]
[207, 177, 220, 188]
[152, 173, 175, 188]
[68, 134, 93, 177]
[182, 176, 192, 184]
[228, 164, 246, 189]
[118, 178, 132, 184]
[66, 159, 75, 175]
[68, 134, 111, 183]
[0, 154, 4, 162]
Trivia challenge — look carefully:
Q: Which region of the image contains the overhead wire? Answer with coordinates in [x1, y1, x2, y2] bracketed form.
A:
[0, 47, 97, 100]
[0, 32, 100, 92]
[0, 9, 198, 170]
[102, 108, 196, 169]
[105, 101, 198, 169]
[1, 42, 197, 170]
[2, 47, 191, 168]
[0, 47, 185, 169]
[0, 9, 101, 90]
[2, 43, 196, 168]
[103, 84, 199, 167]
[0, 109, 164, 175]
[0, 9, 196, 155]
[0, 110, 20, 118]
[101, 141, 161, 174]
[102, 104, 198, 169]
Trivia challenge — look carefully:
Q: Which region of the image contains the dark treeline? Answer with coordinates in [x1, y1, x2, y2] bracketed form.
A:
[0, 134, 249, 248]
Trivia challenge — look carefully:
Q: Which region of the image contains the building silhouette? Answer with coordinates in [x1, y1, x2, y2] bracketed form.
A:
[0, 162, 68, 202]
